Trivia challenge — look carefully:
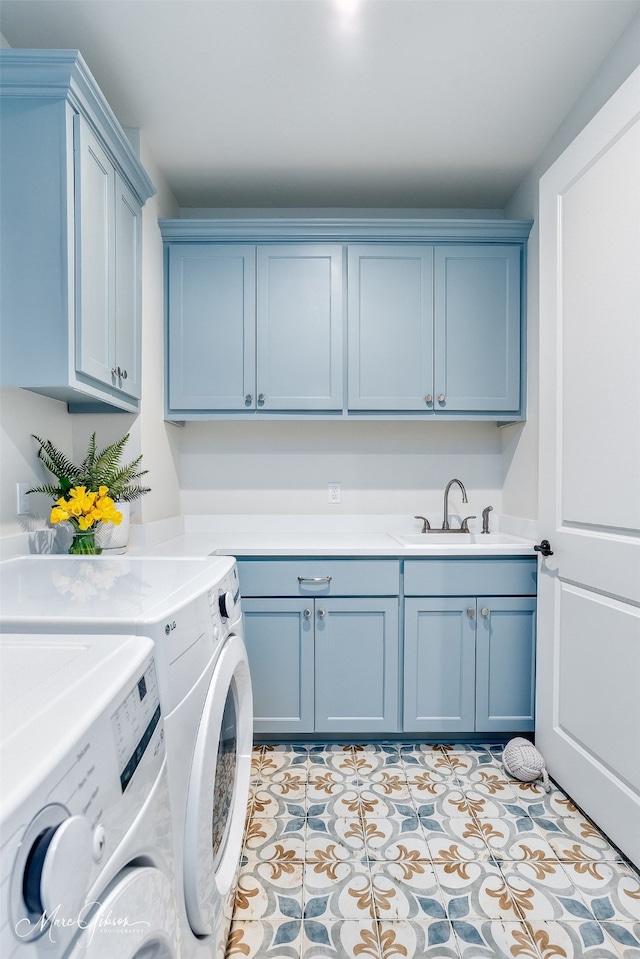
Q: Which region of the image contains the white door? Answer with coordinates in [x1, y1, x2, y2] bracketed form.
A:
[537, 66, 640, 868]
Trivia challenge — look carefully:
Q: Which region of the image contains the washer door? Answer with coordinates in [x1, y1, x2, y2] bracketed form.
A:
[183, 633, 253, 937]
[65, 866, 178, 958]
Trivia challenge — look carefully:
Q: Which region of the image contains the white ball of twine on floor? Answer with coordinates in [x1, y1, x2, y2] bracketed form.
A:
[502, 737, 550, 791]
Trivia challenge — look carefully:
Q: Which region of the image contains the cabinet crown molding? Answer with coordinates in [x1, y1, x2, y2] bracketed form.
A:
[0, 49, 155, 204]
[159, 218, 533, 243]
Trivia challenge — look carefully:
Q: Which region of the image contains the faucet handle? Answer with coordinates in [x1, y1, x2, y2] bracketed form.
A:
[460, 516, 476, 532]
[414, 515, 430, 533]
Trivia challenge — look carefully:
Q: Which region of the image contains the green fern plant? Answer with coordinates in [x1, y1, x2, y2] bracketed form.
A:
[28, 433, 150, 503]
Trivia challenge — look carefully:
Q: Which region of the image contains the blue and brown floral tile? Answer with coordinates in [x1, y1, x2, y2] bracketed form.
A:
[524, 920, 628, 958]
[500, 859, 596, 922]
[302, 919, 382, 959]
[434, 859, 523, 921]
[243, 815, 306, 863]
[377, 919, 460, 958]
[370, 860, 442, 920]
[305, 817, 367, 863]
[452, 919, 540, 958]
[421, 816, 492, 863]
[226, 919, 303, 958]
[362, 816, 431, 863]
[304, 860, 374, 921]
[233, 860, 304, 922]
[599, 920, 640, 958]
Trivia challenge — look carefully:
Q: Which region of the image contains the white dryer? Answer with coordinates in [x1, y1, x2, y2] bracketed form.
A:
[0, 556, 254, 959]
[0, 632, 178, 959]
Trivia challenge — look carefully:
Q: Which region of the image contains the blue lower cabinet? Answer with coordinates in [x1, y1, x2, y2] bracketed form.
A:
[242, 598, 314, 734]
[315, 598, 399, 734]
[475, 597, 536, 732]
[242, 596, 399, 735]
[403, 595, 536, 735]
[403, 598, 476, 733]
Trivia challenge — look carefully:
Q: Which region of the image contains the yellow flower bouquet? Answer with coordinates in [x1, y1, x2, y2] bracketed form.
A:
[50, 485, 122, 554]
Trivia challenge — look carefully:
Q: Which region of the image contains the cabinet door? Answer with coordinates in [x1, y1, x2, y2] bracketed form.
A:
[167, 244, 255, 410]
[75, 115, 116, 389]
[114, 174, 142, 398]
[475, 597, 536, 732]
[434, 245, 521, 412]
[347, 246, 434, 410]
[256, 245, 343, 410]
[242, 598, 314, 734]
[315, 598, 399, 734]
[403, 598, 476, 733]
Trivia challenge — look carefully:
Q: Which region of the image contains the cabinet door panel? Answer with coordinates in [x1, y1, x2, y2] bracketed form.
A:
[257, 245, 343, 409]
[315, 598, 399, 733]
[168, 244, 255, 410]
[114, 174, 141, 398]
[75, 115, 115, 387]
[434, 246, 521, 411]
[348, 246, 434, 410]
[404, 598, 475, 732]
[475, 597, 536, 732]
[242, 598, 314, 734]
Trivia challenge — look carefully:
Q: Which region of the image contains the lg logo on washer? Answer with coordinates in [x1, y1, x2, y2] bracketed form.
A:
[164, 621, 176, 636]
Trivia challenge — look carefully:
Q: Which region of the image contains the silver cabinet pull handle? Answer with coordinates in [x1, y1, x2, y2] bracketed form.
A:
[467, 607, 476, 618]
[438, 394, 446, 403]
[425, 394, 433, 405]
[245, 394, 252, 404]
[111, 368, 118, 376]
[481, 607, 490, 618]
[258, 393, 266, 404]
[121, 368, 127, 379]
[297, 576, 332, 584]
[303, 608, 312, 619]
[317, 608, 327, 619]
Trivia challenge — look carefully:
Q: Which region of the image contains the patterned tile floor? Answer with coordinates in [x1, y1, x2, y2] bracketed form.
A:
[226, 743, 640, 959]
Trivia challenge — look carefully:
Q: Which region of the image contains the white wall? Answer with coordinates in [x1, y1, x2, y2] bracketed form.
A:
[177, 420, 503, 519]
[502, 12, 640, 521]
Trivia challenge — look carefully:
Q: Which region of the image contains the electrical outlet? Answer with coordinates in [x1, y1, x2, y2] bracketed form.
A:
[328, 481, 341, 504]
[16, 483, 31, 515]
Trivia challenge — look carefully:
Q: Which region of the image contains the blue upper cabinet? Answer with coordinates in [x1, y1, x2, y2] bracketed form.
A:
[256, 246, 343, 411]
[348, 246, 434, 410]
[434, 246, 521, 412]
[161, 219, 531, 421]
[168, 244, 256, 410]
[348, 243, 522, 415]
[166, 241, 343, 414]
[0, 51, 154, 412]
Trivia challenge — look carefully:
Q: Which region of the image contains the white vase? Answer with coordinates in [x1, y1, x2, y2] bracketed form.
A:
[95, 501, 130, 554]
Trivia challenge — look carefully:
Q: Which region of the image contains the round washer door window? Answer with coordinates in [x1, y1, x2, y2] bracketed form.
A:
[183, 633, 253, 937]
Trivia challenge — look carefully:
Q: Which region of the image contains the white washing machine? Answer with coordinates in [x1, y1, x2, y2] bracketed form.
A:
[0, 556, 254, 959]
[0, 632, 179, 959]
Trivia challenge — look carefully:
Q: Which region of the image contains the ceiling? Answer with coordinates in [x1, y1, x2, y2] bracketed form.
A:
[1, 0, 638, 209]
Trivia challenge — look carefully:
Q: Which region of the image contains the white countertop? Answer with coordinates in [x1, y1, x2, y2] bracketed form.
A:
[127, 515, 538, 559]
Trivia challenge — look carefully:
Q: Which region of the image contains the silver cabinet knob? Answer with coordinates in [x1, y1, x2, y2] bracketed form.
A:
[303, 608, 312, 620]
[111, 368, 118, 377]
[121, 368, 127, 379]
[317, 608, 327, 619]
[438, 394, 446, 403]
[425, 394, 433, 405]
[245, 394, 253, 404]
[258, 393, 266, 405]
[467, 607, 476, 619]
[481, 608, 490, 618]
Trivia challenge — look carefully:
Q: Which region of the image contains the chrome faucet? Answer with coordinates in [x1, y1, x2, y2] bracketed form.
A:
[442, 478, 468, 530]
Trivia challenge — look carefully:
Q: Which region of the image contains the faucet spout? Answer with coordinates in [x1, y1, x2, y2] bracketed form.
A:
[442, 478, 468, 530]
